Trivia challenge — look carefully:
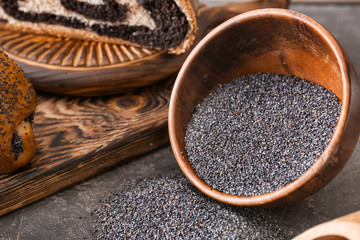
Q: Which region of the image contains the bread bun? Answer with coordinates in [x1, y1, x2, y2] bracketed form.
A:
[0, 50, 36, 173]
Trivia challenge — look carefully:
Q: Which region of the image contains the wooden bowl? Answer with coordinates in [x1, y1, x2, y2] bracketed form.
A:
[168, 9, 360, 207]
[293, 211, 360, 240]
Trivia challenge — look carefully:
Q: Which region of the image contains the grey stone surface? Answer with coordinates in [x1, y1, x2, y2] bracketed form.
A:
[0, 3, 359, 240]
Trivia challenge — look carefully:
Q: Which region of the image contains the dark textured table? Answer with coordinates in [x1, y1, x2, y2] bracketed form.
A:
[0, 2, 359, 239]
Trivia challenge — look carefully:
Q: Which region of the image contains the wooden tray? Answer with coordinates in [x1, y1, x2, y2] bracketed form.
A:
[0, 78, 172, 216]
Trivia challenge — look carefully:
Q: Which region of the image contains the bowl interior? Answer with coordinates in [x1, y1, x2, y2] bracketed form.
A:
[169, 9, 347, 206]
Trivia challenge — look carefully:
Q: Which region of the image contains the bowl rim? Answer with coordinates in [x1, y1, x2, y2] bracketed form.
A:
[168, 8, 350, 206]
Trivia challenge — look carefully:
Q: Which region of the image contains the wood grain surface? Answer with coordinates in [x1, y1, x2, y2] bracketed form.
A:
[0, 78, 173, 216]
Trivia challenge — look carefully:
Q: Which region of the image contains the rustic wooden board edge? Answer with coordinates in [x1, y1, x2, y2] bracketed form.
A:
[0, 78, 173, 216]
[0, 126, 169, 217]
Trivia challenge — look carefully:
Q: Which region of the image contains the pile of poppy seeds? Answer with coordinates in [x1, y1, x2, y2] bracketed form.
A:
[94, 174, 287, 239]
[185, 73, 341, 196]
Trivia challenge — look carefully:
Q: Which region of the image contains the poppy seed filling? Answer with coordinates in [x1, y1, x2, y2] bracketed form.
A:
[10, 131, 23, 160]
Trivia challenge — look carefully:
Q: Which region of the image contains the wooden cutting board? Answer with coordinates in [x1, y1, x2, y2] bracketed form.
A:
[0, 78, 172, 216]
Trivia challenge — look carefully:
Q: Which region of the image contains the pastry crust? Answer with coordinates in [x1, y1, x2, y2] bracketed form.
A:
[0, 50, 36, 173]
[0, 0, 198, 54]
[172, 0, 198, 54]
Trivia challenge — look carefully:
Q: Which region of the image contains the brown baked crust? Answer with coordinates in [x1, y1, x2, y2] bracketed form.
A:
[0, 50, 36, 173]
[0, 0, 198, 55]
[171, 0, 198, 54]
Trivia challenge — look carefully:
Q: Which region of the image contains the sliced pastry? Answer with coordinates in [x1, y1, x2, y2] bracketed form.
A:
[0, 0, 198, 54]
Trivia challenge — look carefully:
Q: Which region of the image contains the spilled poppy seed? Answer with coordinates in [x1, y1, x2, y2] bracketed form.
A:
[94, 174, 287, 239]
